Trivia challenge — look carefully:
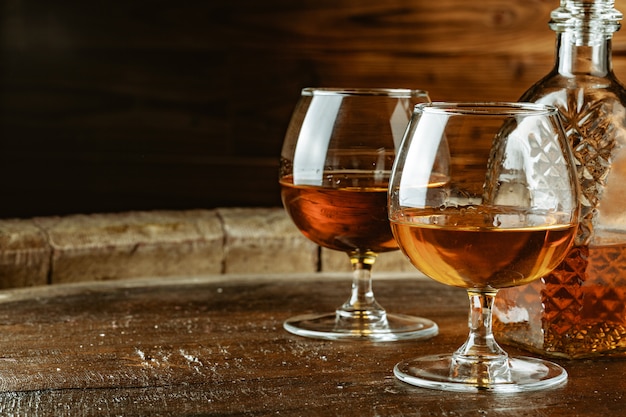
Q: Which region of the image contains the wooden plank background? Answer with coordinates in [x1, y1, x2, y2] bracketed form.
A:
[2, 0, 626, 218]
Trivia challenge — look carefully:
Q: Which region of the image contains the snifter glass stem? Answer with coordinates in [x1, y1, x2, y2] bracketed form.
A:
[450, 290, 511, 384]
[335, 251, 387, 326]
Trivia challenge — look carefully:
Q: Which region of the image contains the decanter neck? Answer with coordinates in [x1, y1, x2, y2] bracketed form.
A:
[554, 32, 613, 76]
[550, 0, 622, 76]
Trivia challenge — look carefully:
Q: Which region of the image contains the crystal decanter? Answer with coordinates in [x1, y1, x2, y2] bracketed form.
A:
[494, 0, 626, 358]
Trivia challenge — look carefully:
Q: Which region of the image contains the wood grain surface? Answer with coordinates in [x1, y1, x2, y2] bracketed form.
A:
[0, 274, 622, 416]
[3, 1, 626, 217]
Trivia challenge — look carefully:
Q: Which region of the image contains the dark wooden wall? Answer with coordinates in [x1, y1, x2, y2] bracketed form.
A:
[2, 0, 626, 218]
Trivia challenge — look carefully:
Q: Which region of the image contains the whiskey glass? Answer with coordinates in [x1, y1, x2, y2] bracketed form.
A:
[279, 88, 438, 341]
[388, 102, 579, 391]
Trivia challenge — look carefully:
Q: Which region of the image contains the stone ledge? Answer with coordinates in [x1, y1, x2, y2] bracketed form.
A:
[0, 208, 418, 289]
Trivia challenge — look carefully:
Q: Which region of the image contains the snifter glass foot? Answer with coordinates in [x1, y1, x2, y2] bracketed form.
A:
[283, 311, 438, 342]
[394, 354, 567, 392]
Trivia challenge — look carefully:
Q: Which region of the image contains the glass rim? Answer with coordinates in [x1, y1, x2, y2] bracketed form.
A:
[301, 87, 429, 98]
[415, 102, 559, 116]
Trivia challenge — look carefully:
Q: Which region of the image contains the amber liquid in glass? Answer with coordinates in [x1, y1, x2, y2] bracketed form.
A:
[390, 208, 576, 289]
[280, 173, 397, 253]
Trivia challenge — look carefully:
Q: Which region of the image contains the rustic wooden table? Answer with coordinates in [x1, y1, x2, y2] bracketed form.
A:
[0, 273, 622, 416]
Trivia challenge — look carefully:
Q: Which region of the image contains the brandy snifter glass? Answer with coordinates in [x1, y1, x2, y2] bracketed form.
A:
[388, 102, 580, 391]
[279, 87, 438, 341]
